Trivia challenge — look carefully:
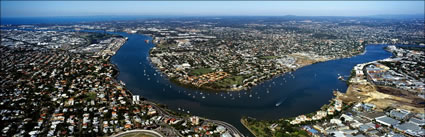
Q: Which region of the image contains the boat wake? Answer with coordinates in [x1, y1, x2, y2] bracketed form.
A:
[275, 97, 287, 107]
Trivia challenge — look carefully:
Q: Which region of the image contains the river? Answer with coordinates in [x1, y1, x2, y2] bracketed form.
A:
[109, 32, 393, 136]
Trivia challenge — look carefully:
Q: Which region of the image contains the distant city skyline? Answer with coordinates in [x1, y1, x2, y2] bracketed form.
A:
[1, 1, 424, 17]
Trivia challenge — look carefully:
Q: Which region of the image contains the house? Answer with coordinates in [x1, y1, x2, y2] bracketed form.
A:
[220, 132, 232, 137]
[303, 126, 320, 137]
[358, 124, 373, 132]
[409, 117, 425, 126]
[190, 116, 199, 125]
[375, 116, 399, 127]
[328, 106, 335, 115]
[389, 109, 410, 121]
[363, 103, 376, 112]
[340, 114, 354, 122]
[394, 122, 425, 137]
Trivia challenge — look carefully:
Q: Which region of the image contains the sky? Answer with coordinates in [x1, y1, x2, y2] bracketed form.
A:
[1, 1, 424, 17]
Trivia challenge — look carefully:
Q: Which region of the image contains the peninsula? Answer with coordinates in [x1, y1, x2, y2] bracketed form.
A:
[142, 17, 422, 91]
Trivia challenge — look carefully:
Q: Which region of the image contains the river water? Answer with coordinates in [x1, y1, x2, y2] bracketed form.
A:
[108, 32, 392, 136]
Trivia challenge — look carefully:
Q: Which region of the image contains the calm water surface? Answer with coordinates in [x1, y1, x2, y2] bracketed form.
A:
[110, 32, 393, 136]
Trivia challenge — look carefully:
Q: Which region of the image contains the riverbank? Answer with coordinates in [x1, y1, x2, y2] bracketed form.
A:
[110, 38, 128, 78]
[240, 116, 310, 137]
[240, 91, 348, 137]
[107, 37, 138, 98]
[240, 118, 259, 137]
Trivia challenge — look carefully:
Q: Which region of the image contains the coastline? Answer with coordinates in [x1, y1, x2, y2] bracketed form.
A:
[240, 90, 349, 137]
[106, 37, 137, 98]
[111, 38, 128, 79]
[240, 118, 259, 137]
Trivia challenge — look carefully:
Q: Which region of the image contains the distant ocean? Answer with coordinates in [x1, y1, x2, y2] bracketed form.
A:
[1, 16, 167, 25]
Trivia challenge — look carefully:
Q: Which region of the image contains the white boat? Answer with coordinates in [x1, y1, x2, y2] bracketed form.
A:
[275, 102, 282, 107]
[275, 97, 287, 107]
[120, 80, 126, 86]
[338, 75, 345, 81]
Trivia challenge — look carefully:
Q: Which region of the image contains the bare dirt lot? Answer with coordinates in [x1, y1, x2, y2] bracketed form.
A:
[336, 83, 424, 113]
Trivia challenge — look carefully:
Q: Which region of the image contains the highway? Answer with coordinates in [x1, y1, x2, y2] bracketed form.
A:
[203, 119, 244, 137]
[111, 129, 164, 137]
[141, 101, 245, 137]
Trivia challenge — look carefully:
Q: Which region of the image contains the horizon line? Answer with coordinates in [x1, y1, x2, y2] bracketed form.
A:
[2, 13, 424, 18]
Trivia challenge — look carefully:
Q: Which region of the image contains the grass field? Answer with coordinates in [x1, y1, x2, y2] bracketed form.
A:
[85, 92, 97, 101]
[259, 56, 278, 59]
[212, 75, 244, 88]
[241, 118, 310, 137]
[189, 68, 214, 76]
[156, 43, 177, 49]
[241, 118, 270, 137]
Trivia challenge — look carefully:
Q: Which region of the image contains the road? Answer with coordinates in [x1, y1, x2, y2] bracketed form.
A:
[204, 119, 244, 137]
[141, 101, 245, 137]
[111, 129, 164, 137]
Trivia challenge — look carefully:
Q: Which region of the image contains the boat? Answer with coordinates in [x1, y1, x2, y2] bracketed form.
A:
[275, 102, 282, 107]
[275, 97, 287, 107]
[338, 75, 345, 81]
[145, 39, 149, 43]
[120, 80, 126, 86]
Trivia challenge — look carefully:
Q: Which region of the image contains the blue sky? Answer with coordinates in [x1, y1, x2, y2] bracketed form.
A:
[1, 1, 424, 17]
